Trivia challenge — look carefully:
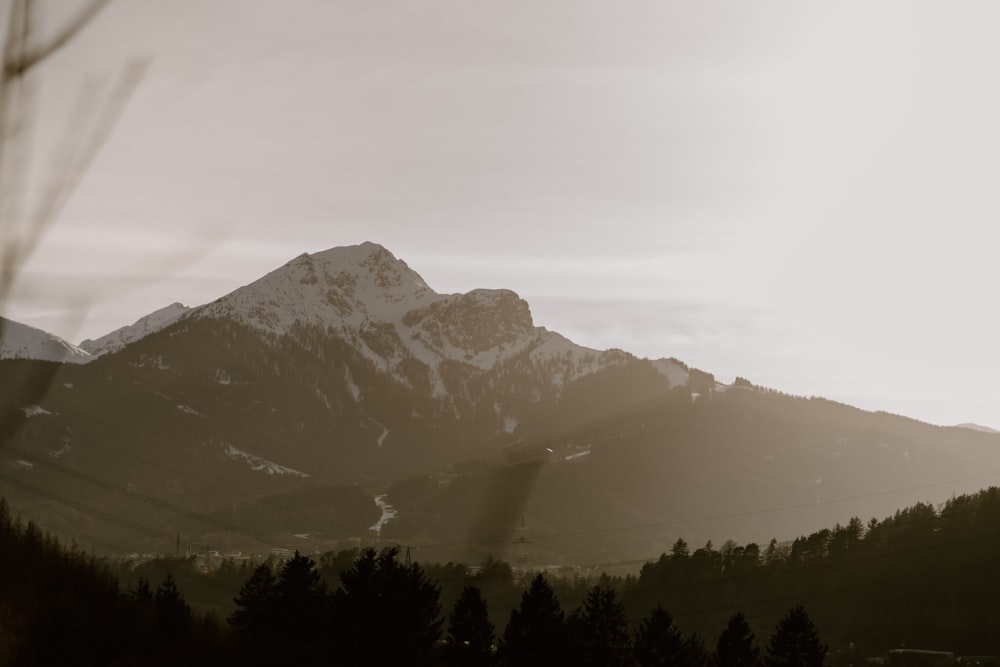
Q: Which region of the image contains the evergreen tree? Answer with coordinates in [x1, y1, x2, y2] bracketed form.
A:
[228, 562, 276, 637]
[334, 547, 443, 667]
[633, 606, 685, 667]
[444, 585, 496, 666]
[764, 606, 826, 667]
[499, 573, 568, 667]
[571, 584, 632, 667]
[272, 551, 330, 661]
[683, 632, 711, 667]
[154, 573, 192, 640]
[716, 611, 759, 667]
[129, 577, 154, 610]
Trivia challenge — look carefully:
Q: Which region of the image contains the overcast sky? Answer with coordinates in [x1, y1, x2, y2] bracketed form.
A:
[5, 0, 1000, 429]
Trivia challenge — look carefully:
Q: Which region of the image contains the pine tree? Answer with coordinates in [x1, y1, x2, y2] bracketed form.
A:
[228, 562, 276, 636]
[129, 577, 154, 610]
[153, 574, 192, 641]
[499, 573, 568, 667]
[444, 585, 496, 666]
[683, 632, 711, 667]
[764, 606, 826, 667]
[716, 611, 760, 667]
[334, 547, 443, 667]
[633, 606, 685, 667]
[571, 584, 632, 667]
[276, 552, 330, 649]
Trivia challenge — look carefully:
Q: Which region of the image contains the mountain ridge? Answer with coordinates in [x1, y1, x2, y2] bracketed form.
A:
[3, 242, 999, 564]
[0, 317, 93, 364]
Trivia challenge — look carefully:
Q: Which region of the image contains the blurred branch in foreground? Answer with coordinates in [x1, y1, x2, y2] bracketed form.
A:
[0, 0, 147, 318]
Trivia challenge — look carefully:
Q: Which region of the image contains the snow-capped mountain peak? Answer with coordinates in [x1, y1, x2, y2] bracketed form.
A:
[201, 242, 440, 334]
[2, 243, 693, 412]
[197, 242, 638, 396]
[0, 317, 93, 364]
[187, 241, 702, 401]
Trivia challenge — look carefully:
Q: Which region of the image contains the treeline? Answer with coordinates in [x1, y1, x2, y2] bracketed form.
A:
[222, 547, 824, 666]
[8, 486, 1000, 663]
[0, 491, 822, 667]
[621, 485, 1000, 657]
[0, 499, 223, 666]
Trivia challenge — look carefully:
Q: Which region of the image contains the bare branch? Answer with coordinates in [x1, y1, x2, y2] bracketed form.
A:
[3, 0, 112, 79]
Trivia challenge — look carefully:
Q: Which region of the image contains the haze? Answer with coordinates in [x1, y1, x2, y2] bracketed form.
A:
[6, 0, 1000, 428]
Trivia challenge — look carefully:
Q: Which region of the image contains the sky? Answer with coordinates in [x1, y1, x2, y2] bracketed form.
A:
[4, 0, 1000, 429]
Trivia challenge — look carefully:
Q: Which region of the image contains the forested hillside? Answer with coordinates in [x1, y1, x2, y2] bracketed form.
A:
[5, 486, 1000, 664]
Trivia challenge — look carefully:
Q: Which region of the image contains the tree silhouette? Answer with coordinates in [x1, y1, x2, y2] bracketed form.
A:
[444, 585, 495, 666]
[228, 562, 276, 637]
[499, 572, 568, 667]
[633, 605, 685, 667]
[333, 546, 442, 667]
[683, 632, 711, 667]
[153, 573, 192, 640]
[570, 583, 632, 667]
[764, 606, 826, 667]
[128, 577, 154, 609]
[716, 611, 760, 667]
[271, 551, 330, 662]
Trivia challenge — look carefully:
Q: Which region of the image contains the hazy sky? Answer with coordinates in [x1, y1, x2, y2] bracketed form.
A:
[6, 1, 1000, 428]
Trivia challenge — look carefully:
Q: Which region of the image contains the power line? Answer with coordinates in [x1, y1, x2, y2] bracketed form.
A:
[0, 470, 173, 546]
[6, 446, 280, 546]
[59, 423, 368, 537]
[1, 499, 138, 555]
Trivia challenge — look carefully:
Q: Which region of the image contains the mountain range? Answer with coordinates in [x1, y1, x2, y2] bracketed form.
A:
[2, 242, 999, 566]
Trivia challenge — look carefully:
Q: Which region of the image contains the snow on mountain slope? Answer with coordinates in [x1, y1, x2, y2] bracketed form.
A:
[200, 243, 438, 334]
[198, 242, 627, 396]
[0, 318, 93, 364]
[80, 302, 192, 357]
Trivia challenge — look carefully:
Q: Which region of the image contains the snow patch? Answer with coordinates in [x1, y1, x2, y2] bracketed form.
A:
[344, 367, 361, 402]
[502, 416, 519, 434]
[22, 405, 53, 418]
[176, 405, 203, 417]
[369, 494, 397, 535]
[222, 444, 309, 477]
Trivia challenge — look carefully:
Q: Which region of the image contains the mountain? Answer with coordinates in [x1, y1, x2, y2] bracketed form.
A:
[196, 242, 690, 393]
[79, 302, 192, 357]
[2, 242, 999, 566]
[0, 317, 93, 364]
[955, 423, 999, 434]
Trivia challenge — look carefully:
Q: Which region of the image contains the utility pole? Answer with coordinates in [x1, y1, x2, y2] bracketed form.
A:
[513, 517, 533, 571]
